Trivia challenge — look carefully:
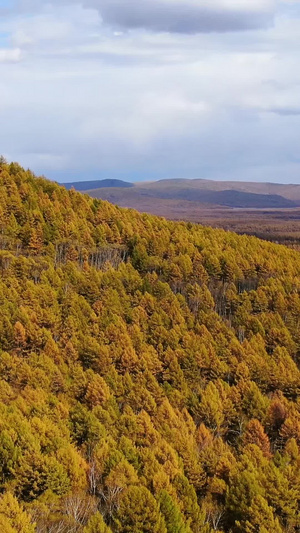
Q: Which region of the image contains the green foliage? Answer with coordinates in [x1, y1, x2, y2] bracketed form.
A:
[84, 512, 113, 532]
[158, 490, 191, 533]
[114, 486, 166, 533]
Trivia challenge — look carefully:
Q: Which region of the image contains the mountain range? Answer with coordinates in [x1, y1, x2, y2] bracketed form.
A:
[62, 177, 300, 209]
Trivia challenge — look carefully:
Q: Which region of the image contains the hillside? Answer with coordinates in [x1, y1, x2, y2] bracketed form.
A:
[63, 179, 133, 191]
[88, 187, 296, 209]
[0, 159, 300, 532]
[71, 177, 300, 209]
[134, 178, 300, 201]
[77, 179, 300, 248]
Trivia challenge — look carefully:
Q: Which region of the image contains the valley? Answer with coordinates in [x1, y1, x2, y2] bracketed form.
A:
[64, 178, 300, 248]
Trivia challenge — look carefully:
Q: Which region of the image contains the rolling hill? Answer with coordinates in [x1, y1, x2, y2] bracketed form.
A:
[63, 179, 133, 191]
[65, 178, 300, 247]
[63, 177, 300, 209]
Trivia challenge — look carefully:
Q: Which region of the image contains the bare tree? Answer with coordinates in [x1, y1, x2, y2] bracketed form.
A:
[206, 507, 225, 531]
[64, 492, 97, 527]
[98, 485, 124, 522]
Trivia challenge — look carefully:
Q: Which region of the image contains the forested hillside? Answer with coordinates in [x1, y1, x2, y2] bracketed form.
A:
[1, 159, 300, 532]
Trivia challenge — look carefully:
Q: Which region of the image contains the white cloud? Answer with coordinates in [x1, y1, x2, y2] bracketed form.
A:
[12, 17, 73, 47]
[0, 48, 22, 62]
[0, 0, 300, 182]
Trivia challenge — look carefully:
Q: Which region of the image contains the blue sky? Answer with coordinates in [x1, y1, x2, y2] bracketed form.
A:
[1, 0, 300, 183]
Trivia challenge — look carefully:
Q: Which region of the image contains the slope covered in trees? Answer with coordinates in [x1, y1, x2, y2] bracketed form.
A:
[0, 158, 300, 532]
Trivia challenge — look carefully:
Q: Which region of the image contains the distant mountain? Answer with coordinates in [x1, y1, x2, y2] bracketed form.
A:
[136, 178, 300, 202]
[135, 188, 297, 208]
[82, 179, 299, 210]
[63, 179, 133, 191]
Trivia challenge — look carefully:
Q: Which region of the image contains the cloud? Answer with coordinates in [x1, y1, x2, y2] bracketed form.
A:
[1, 0, 300, 183]
[85, 0, 276, 33]
[0, 47, 22, 62]
[269, 107, 300, 115]
[12, 16, 73, 47]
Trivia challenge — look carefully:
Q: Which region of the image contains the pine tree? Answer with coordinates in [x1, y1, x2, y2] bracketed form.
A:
[158, 490, 191, 533]
[0, 492, 35, 533]
[114, 486, 167, 533]
[243, 419, 271, 458]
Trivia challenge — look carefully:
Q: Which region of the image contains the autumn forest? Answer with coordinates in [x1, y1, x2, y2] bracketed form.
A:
[0, 158, 300, 532]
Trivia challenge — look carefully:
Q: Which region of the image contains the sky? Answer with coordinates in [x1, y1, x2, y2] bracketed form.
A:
[0, 0, 300, 183]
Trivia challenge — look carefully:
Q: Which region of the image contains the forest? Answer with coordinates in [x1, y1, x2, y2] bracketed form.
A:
[0, 158, 300, 532]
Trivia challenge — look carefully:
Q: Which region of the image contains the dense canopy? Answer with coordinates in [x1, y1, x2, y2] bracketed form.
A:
[0, 158, 300, 532]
